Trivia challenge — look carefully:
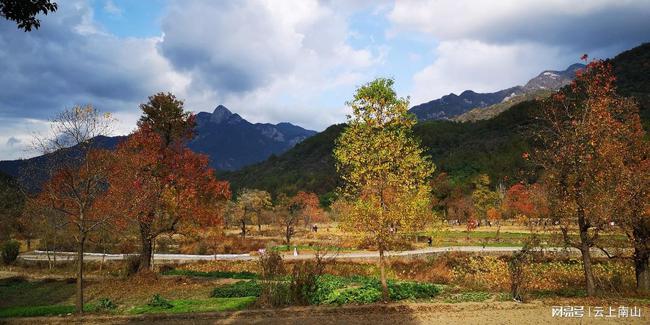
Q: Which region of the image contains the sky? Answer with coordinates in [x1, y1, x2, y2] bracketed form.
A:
[1, 0, 649, 160]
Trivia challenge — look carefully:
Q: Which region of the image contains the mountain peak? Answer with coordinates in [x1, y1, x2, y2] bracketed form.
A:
[211, 105, 233, 124]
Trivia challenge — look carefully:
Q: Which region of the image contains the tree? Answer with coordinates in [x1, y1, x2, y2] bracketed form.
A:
[100, 93, 230, 270]
[334, 78, 434, 301]
[610, 87, 650, 292]
[275, 194, 299, 245]
[534, 59, 636, 296]
[0, 172, 25, 240]
[293, 191, 321, 228]
[236, 189, 272, 233]
[102, 129, 230, 270]
[0, 0, 57, 31]
[30, 105, 115, 313]
[471, 174, 501, 226]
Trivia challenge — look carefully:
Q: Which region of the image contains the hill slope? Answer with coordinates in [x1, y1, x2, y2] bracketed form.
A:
[223, 43, 650, 200]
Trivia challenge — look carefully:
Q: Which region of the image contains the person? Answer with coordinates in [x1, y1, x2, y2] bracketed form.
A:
[312, 224, 318, 232]
[293, 246, 298, 256]
[427, 237, 433, 247]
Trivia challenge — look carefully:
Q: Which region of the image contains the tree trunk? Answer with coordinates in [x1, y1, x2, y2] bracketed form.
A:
[379, 248, 389, 302]
[285, 225, 291, 245]
[634, 244, 650, 293]
[580, 244, 596, 296]
[139, 223, 153, 271]
[576, 207, 595, 296]
[240, 220, 246, 238]
[75, 235, 86, 314]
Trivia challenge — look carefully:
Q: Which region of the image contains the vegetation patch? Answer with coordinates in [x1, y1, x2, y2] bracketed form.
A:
[128, 297, 256, 315]
[0, 304, 99, 318]
[444, 291, 492, 303]
[211, 280, 262, 298]
[310, 275, 441, 305]
[162, 269, 258, 279]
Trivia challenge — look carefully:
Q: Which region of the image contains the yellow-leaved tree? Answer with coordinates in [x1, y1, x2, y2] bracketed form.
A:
[334, 78, 434, 301]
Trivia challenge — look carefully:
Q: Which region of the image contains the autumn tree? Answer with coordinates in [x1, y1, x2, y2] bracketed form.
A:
[334, 78, 434, 301]
[275, 193, 300, 245]
[30, 105, 115, 313]
[610, 91, 650, 292]
[471, 174, 501, 227]
[294, 191, 322, 228]
[236, 188, 272, 233]
[100, 93, 230, 270]
[533, 59, 637, 296]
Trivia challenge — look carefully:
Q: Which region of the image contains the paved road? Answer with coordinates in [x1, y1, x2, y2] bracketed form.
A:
[19, 246, 587, 263]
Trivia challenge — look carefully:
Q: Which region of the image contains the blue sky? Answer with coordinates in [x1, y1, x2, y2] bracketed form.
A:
[1, 0, 649, 160]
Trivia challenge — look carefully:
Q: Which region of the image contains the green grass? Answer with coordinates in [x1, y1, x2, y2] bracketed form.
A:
[161, 269, 257, 279]
[0, 304, 100, 318]
[443, 291, 492, 303]
[0, 277, 75, 309]
[128, 297, 256, 315]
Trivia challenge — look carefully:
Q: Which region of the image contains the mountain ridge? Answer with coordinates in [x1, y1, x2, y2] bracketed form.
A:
[409, 63, 585, 121]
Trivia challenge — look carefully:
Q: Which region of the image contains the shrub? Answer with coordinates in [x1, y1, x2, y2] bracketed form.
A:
[289, 257, 326, 305]
[258, 281, 291, 307]
[96, 298, 117, 311]
[212, 281, 262, 298]
[259, 250, 284, 280]
[123, 254, 141, 277]
[1, 240, 20, 265]
[147, 294, 173, 309]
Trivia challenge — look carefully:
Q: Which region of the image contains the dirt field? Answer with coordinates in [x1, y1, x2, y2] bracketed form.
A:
[3, 301, 648, 324]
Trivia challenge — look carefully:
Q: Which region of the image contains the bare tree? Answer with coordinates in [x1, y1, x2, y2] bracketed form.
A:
[31, 105, 115, 313]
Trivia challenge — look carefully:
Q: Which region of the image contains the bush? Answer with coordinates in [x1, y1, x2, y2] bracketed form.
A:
[123, 255, 141, 277]
[289, 258, 325, 305]
[259, 250, 284, 280]
[258, 281, 291, 307]
[1, 240, 20, 265]
[212, 281, 262, 298]
[147, 294, 173, 309]
[96, 298, 117, 311]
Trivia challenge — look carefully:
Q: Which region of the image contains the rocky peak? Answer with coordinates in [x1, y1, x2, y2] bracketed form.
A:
[211, 105, 233, 124]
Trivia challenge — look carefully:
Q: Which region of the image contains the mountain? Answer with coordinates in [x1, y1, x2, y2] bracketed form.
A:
[222, 43, 650, 201]
[190, 105, 316, 171]
[0, 106, 316, 189]
[409, 63, 585, 121]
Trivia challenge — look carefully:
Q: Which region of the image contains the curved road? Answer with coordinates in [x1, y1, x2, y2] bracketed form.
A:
[19, 246, 589, 263]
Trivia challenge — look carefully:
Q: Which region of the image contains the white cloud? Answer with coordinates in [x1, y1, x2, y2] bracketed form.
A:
[411, 40, 573, 103]
[388, 0, 650, 105]
[158, 0, 381, 129]
[103, 0, 122, 16]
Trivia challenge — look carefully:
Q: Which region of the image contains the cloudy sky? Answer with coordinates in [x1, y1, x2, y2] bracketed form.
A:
[1, 0, 649, 160]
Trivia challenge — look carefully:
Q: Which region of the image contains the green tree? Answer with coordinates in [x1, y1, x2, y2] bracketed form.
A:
[0, 172, 24, 240]
[137, 92, 194, 146]
[471, 174, 500, 226]
[334, 78, 434, 301]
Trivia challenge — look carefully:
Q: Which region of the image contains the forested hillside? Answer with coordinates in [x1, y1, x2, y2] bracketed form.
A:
[222, 43, 650, 202]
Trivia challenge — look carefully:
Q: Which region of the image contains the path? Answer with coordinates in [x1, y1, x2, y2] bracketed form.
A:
[19, 246, 592, 263]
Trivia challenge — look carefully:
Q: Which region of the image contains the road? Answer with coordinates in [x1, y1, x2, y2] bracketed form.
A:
[19, 246, 589, 263]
